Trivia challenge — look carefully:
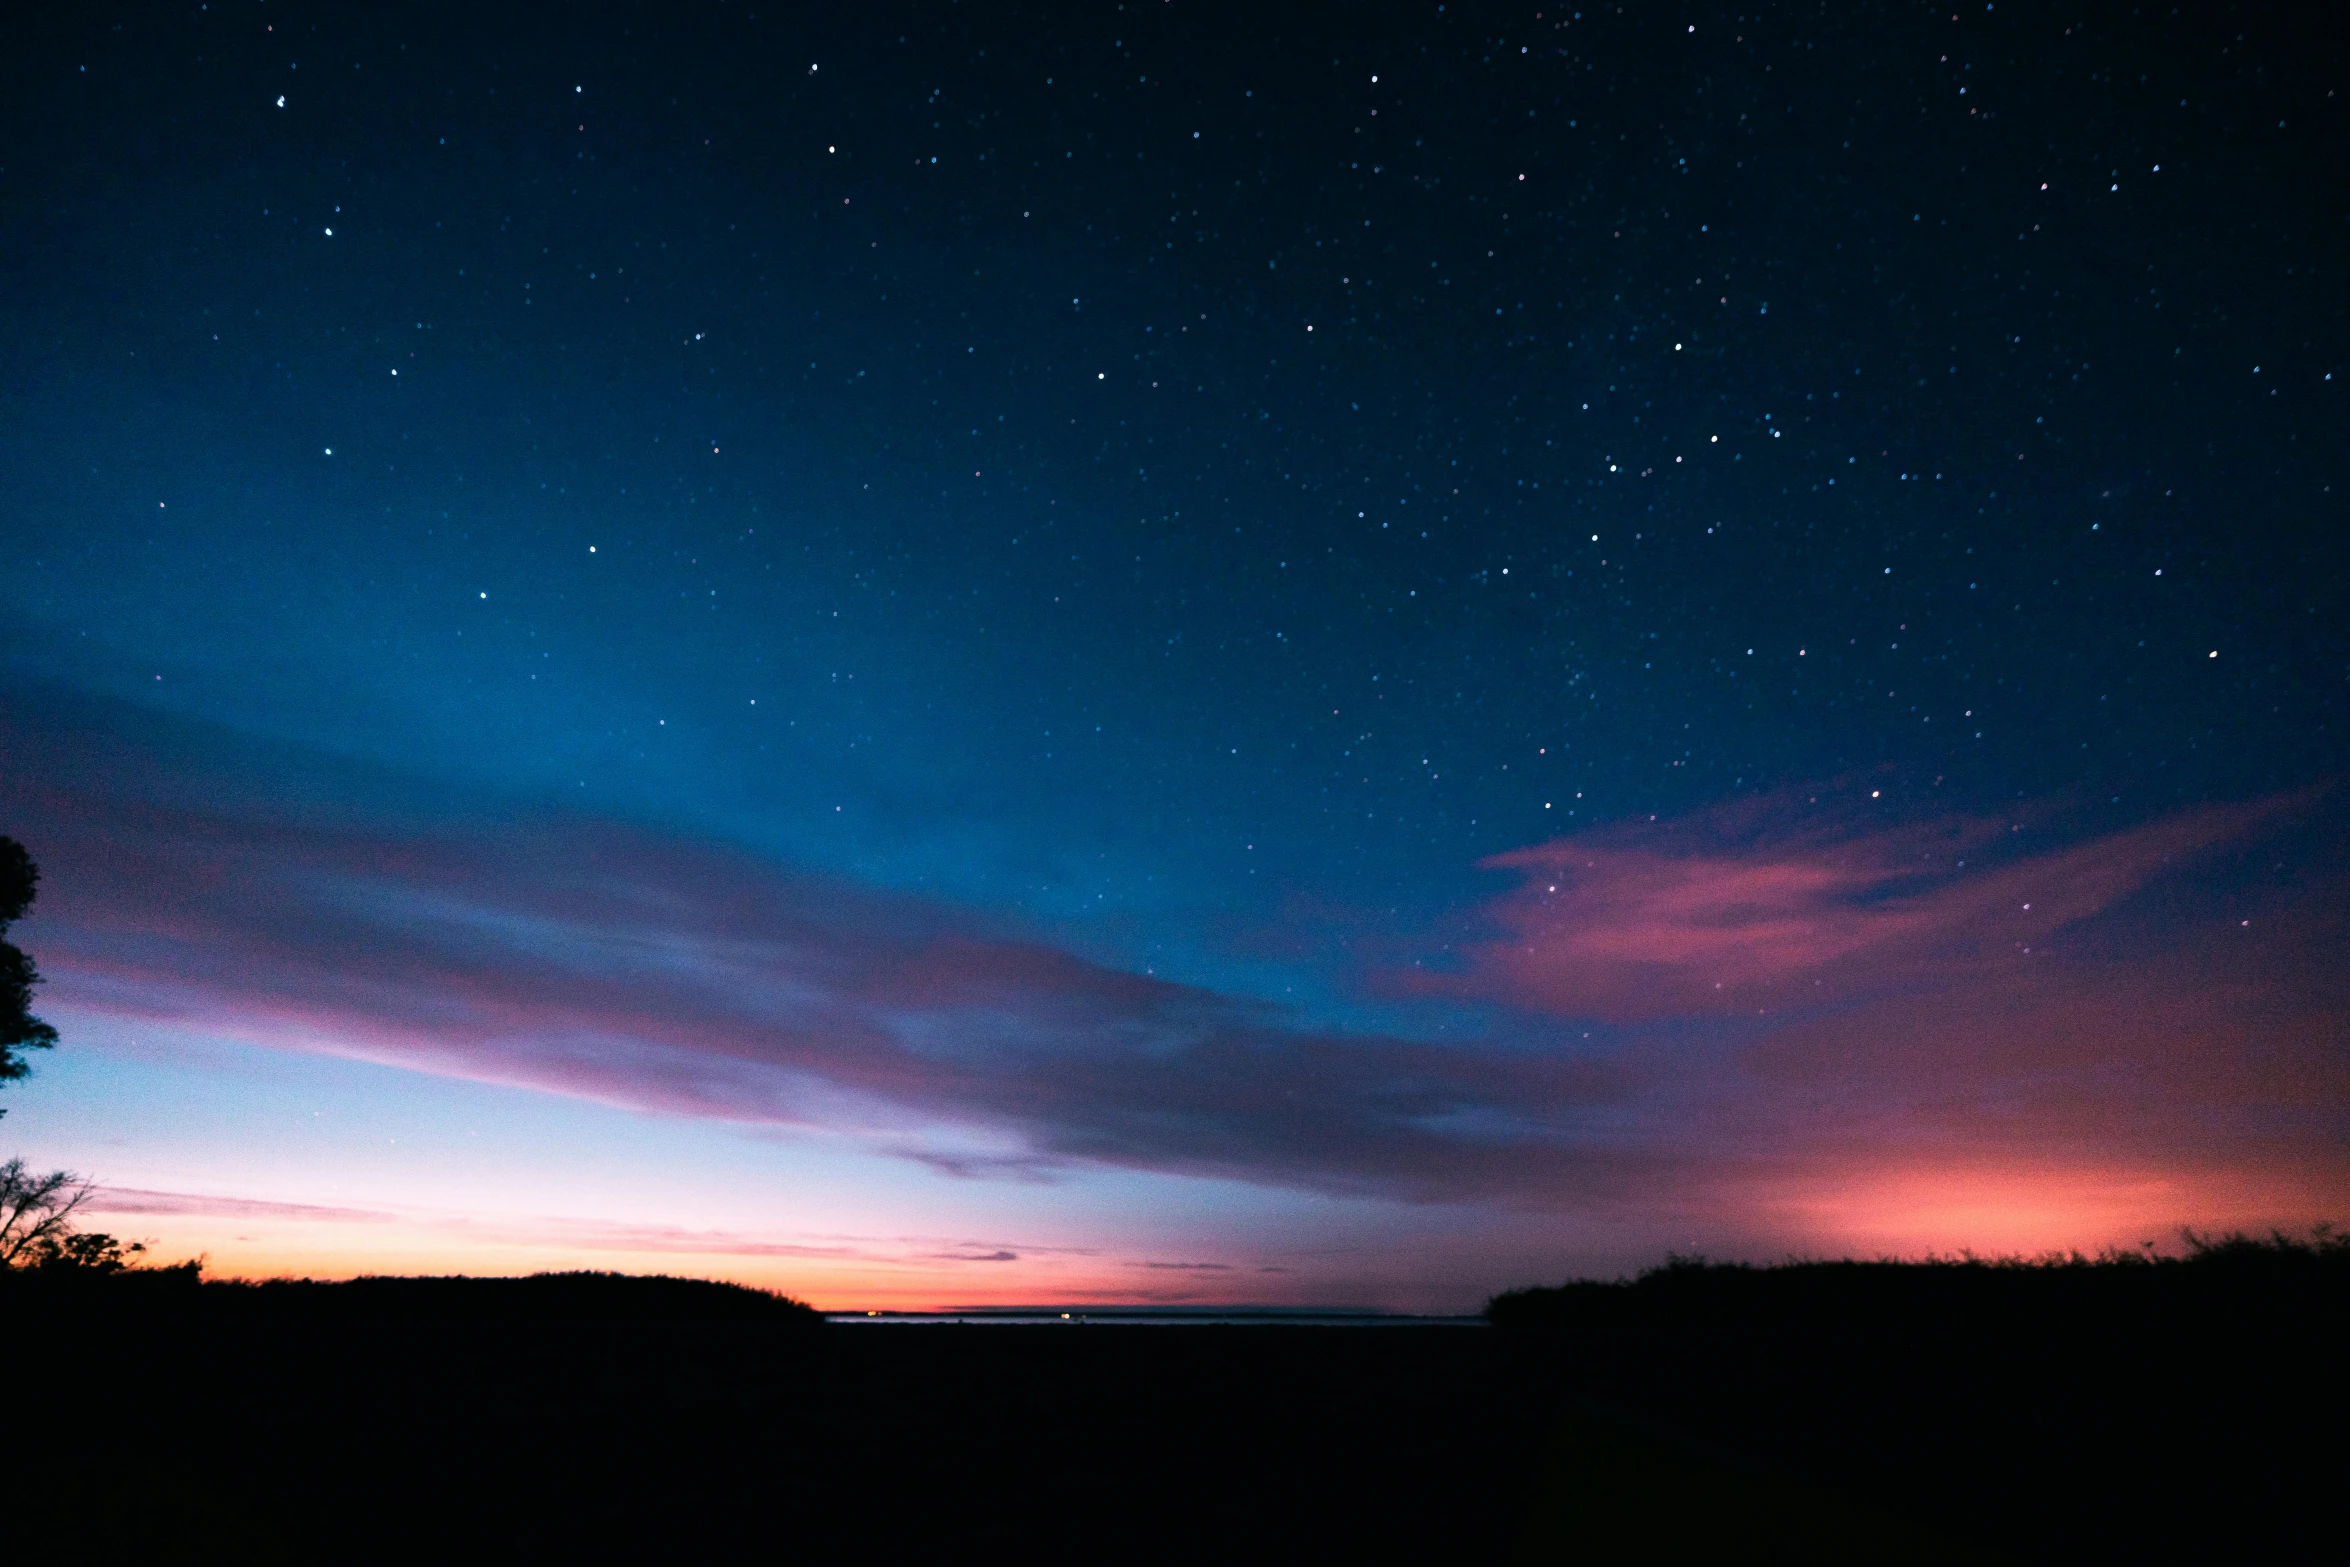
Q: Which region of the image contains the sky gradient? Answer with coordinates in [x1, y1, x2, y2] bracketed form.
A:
[2, 1, 2344, 1310]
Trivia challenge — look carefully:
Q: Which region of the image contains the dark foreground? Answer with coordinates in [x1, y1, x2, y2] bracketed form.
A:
[17, 1245, 2344, 1562]
[29, 1278, 1538, 1558]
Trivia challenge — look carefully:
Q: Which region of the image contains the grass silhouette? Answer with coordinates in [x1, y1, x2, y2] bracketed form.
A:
[1489, 1226, 2350, 1331]
[1491, 1230, 2347, 1562]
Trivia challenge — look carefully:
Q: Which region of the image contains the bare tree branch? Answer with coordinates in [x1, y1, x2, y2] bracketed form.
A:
[0, 1158, 93, 1269]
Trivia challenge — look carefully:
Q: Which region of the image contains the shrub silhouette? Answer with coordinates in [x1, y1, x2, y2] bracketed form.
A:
[1485, 1225, 2350, 1330]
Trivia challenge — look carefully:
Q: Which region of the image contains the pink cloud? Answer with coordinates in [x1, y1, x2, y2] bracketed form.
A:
[1435, 790, 2304, 1021]
[1357, 785, 2350, 1249]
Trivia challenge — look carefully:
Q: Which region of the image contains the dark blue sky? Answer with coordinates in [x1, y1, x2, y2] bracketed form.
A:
[2, 2, 2344, 1305]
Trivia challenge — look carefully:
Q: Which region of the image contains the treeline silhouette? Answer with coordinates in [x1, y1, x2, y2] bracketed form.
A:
[0, 1263, 822, 1321]
[1491, 1231, 2349, 1562]
[10, 1241, 2341, 1559]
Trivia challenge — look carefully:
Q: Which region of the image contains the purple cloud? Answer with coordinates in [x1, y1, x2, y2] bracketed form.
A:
[83, 1188, 397, 1224]
[1421, 786, 2306, 1021]
[1, 693, 1631, 1205]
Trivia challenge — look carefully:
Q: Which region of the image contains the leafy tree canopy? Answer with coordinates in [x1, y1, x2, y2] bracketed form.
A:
[0, 835, 58, 1091]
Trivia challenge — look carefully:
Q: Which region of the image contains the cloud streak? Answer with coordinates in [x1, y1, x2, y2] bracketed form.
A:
[1438, 790, 2305, 1020]
[83, 1188, 398, 1225]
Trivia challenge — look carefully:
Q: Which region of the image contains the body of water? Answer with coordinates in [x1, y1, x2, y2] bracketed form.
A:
[826, 1308, 1487, 1327]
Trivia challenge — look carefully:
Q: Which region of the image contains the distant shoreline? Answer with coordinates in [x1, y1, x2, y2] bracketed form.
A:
[826, 1307, 1487, 1326]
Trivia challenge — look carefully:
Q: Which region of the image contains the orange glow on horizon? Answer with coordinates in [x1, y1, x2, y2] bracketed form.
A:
[94, 1211, 1297, 1313]
[96, 1149, 2350, 1313]
[1750, 1159, 2347, 1260]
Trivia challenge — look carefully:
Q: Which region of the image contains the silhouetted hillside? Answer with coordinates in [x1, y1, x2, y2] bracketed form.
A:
[0, 1265, 821, 1322]
[6, 1245, 2337, 1559]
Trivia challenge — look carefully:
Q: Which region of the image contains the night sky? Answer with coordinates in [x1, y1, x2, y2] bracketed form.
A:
[2, 1, 2344, 1309]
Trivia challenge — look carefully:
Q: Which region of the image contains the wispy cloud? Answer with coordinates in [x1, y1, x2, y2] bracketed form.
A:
[83, 1188, 398, 1224]
[1432, 789, 2303, 1020]
[1, 692, 1626, 1205]
[1139, 1260, 1233, 1271]
[78, 1179, 1076, 1270]
[1400, 785, 2350, 1209]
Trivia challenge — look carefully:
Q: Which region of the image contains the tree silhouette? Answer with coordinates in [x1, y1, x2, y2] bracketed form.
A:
[0, 835, 59, 1102]
[0, 1159, 95, 1267]
[0, 841, 147, 1276]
